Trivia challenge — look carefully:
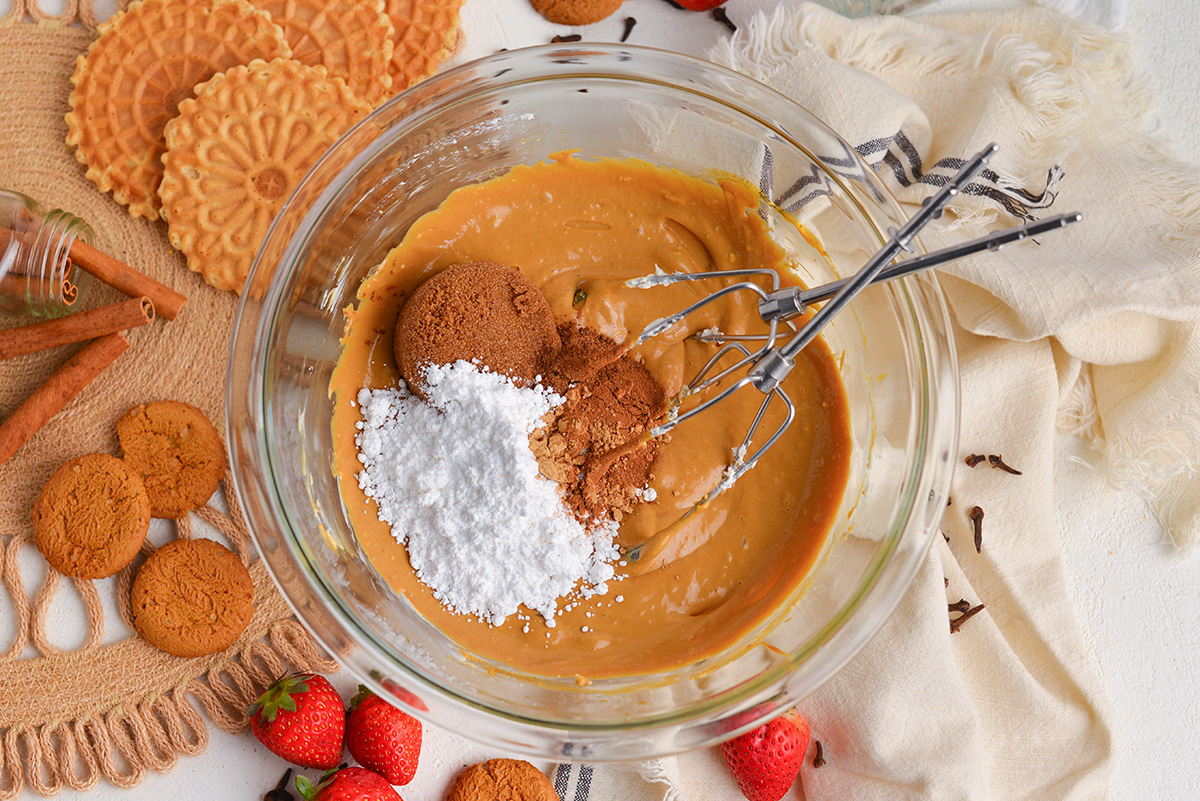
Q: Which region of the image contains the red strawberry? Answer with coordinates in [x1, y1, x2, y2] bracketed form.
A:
[720, 711, 811, 801]
[668, 0, 729, 11]
[248, 673, 346, 770]
[295, 766, 401, 801]
[345, 686, 422, 786]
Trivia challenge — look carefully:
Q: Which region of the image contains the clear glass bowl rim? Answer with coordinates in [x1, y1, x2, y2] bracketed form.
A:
[227, 42, 959, 758]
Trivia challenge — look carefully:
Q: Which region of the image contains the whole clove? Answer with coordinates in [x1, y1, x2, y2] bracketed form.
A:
[950, 603, 986, 633]
[948, 599, 972, 614]
[551, 34, 583, 43]
[988, 454, 1022, 475]
[966, 452, 1023, 474]
[712, 7, 737, 34]
[968, 505, 984, 553]
[620, 16, 637, 42]
[812, 740, 826, 768]
[264, 769, 294, 801]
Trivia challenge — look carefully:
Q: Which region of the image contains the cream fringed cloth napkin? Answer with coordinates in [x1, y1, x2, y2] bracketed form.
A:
[555, 4, 1200, 801]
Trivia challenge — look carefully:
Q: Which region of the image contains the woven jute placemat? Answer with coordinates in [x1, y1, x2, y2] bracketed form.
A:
[0, 20, 338, 797]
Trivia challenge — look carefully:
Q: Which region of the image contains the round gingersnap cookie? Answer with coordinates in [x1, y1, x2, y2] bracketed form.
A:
[32, 454, 151, 580]
[445, 759, 558, 801]
[117, 401, 227, 519]
[529, 0, 621, 26]
[131, 537, 255, 657]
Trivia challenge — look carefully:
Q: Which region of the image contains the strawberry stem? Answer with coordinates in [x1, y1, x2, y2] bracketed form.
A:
[246, 673, 312, 722]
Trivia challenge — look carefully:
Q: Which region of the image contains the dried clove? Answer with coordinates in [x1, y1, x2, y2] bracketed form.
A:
[712, 7, 737, 34]
[950, 603, 986, 633]
[942, 531, 950, 543]
[988, 454, 1022, 475]
[620, 16, 637, 42]
[944, 577, 949, 588]
[948, 599, 972, 614]
[812, 740, 826, 768]
[551, 34, 583, 43]
[264, 769, 294, 801]
[964, 454, 986, 467]
[968, 505, 984, 553]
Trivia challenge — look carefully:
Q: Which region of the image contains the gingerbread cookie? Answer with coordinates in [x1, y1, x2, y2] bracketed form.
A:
[445, 759, 558, 801]
[116, 401, 227, 519]
[529, 0, 621, 26]
[131, 537, 254, 657]
[32, 454, 151, 579]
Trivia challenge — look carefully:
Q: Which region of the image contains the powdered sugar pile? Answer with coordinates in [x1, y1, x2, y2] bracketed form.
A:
[355, 361, 618, 627]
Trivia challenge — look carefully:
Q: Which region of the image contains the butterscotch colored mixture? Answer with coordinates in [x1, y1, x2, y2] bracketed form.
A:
[330, 154, 851, 678]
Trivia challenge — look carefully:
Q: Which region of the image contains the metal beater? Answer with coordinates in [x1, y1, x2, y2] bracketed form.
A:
[623, 144, 1080, 559]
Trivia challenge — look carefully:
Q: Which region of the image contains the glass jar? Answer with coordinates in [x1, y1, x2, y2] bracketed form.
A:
[0, 189, 94, 318]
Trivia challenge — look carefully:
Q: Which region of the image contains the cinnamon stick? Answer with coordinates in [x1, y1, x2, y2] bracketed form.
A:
[0, 296, 153, 360]
[68, 239, 187, 319]
[0, 332, 129, 465]
[0, 273, 72, 307]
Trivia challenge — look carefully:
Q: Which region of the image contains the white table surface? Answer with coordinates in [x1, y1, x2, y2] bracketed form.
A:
[40, 0, 1200, 799]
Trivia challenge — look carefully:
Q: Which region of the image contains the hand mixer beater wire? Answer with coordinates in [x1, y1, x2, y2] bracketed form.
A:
[623, 144, 1081, 551]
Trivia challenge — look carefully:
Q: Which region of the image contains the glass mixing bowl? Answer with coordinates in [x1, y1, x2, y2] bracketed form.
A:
[227, 44, 958, 760]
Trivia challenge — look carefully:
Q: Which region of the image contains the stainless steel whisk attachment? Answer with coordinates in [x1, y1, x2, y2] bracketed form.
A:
[626, 143, 1081, 508]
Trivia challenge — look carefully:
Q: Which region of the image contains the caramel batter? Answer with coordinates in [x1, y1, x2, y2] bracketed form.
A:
[330, 155, 851, 679]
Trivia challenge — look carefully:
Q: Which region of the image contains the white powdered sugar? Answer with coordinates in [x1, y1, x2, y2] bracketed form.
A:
[354, 361, 618, 627]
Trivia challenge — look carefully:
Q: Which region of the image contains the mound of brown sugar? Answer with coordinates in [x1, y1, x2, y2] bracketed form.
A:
[533, 322, 665, 523]
[394, 262, 561, 398]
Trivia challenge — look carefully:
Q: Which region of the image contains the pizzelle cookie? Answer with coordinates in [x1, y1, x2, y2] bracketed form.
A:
[385, 0, 464, 94]
[65, 0, 292, 221]
[249, 0, 394, 105]
[131, 537, 254, 658]
[445, 759, 558, 801]
[32, 454, 151, 579]
[158, 59, 372, 293]
[116, 401, 227, 519]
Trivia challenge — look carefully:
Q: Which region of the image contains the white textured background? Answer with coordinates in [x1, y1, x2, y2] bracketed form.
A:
[26, 0, 1199, 799]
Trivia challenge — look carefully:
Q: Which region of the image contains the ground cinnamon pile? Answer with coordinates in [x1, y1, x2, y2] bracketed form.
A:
[532, 322, 665, 525]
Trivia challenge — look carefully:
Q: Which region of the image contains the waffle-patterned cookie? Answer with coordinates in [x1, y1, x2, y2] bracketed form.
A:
[158, 59, 372, 293]
[250, 0, 395, 105]
[65, 0, 291, 221]
[386, 0, 463, 95]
